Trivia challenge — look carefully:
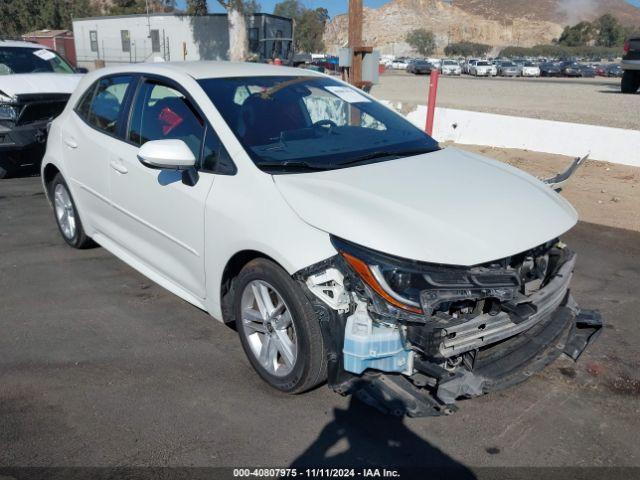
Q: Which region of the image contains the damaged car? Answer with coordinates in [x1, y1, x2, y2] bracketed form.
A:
[41, 62, 602, 417]
[0, 40, 83, 178]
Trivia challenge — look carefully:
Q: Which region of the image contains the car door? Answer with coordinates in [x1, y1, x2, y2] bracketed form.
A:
[61, 74, 135, 235]
[107, 77, 216, 300]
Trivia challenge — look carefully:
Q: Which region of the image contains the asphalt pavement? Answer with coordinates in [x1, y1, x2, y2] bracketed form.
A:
[1, 176, 639, 472]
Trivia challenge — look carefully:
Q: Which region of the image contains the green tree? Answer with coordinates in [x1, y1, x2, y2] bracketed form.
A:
[558, 21, 596, 46]
[0, 0, 99, 37]
[444, 41, 491, 57]
[297, 8, 328, 53]
[273, 0, 328, 53]
[274, 0, 304, 20]
[187, 0, 208, 15]
[595, 14, 625, 47]
[406, 28, 436, 56]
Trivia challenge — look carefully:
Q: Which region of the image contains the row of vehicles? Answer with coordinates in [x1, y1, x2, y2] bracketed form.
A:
[388, 56, 624, 79]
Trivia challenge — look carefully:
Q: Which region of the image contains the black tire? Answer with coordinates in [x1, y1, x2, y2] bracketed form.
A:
[621, 70, 640, 94]
[49, 173, 94, 249]
[234, 258, 327, 394]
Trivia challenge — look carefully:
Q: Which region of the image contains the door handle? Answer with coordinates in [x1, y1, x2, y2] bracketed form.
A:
[63, 138, 78, 149]
[109, 159, 128, 174]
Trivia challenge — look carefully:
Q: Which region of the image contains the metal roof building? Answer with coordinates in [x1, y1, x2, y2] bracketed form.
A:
[72, 13, 293, 70]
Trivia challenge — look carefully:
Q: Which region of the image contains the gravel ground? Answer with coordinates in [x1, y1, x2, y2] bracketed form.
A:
[1, 176, 639, 473]
[372, 72, 640, 130]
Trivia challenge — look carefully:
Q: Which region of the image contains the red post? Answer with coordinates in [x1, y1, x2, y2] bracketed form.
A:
[425, 69, 439, 136]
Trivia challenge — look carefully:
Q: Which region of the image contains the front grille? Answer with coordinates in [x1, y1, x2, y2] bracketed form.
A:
[17, 99, 68, 125]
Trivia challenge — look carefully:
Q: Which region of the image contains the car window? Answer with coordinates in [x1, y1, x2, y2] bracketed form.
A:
[0, 47, 74, 75]
[128, 80, 204, 160]
[198, 75, 439, 173]
[80, 75, 133, 135]
[202, 125, 236, 175]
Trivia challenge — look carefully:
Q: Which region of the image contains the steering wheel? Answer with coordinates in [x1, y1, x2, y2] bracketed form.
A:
[313, 119, 338, 131]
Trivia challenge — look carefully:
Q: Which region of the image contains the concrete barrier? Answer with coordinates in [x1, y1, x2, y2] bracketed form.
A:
[394, 104, 640, 168]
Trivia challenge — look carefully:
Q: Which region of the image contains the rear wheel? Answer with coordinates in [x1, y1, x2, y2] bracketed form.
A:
[50, 173, 94, 249]
[234, 258, 326, 394]
[621, 70, 640, 94]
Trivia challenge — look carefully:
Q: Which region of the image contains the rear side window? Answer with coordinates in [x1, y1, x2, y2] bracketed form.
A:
[76, 75, 134, 135]
[128, 80, 204, 159]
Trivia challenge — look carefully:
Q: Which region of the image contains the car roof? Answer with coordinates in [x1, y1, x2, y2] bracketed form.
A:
[0, 40, 47, 49]
[88, 61, 326, 80]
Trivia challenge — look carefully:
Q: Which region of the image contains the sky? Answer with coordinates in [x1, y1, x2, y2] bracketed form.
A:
[174, 0, 391, 18]
[175, 0, 640, 18]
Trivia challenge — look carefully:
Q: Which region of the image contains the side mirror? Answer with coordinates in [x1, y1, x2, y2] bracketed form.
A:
[75, 67, 89, 74]
[137, 139, 196, 170]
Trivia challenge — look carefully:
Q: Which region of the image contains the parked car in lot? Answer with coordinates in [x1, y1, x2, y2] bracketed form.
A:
[497, 61, 519, 77]
[406, 59, 433, 75]
[391, 57, 409, 70]
[621, 36, 640, 93]
[560, 62, 583, 77]
[0, 40, 84, 178]
[539, 62, 562, 77]
[606, 64, 623, 78]
[41, 62, 601, 416]
[440, 59, 461, 75]
[462, 58, 479, 74]
[470, 60, 493, 76]
[518, 62, 541, 77]
[579, 64, 597, 78]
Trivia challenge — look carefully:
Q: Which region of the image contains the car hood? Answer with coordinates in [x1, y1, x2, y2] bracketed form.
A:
[0, 73, 82, 99]
[273, 147, 578, 266]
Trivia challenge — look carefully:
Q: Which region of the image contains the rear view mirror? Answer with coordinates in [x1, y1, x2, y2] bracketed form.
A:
[137, 139, 196, 170]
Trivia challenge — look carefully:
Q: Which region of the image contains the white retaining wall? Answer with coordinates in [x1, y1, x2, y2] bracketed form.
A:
[395, 104, 640, 168]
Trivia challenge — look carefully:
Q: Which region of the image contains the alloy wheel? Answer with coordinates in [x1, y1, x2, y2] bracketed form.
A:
[54, 183, 76, 240]
[240, 280, 298, 377]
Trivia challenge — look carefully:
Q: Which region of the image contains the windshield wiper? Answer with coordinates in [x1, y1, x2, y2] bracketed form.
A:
[337, 147, 438, 167]
[255, 160, 334, 172]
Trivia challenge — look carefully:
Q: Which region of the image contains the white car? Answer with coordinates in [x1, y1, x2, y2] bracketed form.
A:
[41, 62, 601, 416]
[391, 58, 409, 70]
[519, 62, 541, 77]
[440, 59, 461, 75]
[471, 60, 493, 76]
[0, 40, 83, 178]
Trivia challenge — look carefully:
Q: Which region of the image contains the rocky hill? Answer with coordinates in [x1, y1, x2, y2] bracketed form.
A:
[323, 0, 640, 54]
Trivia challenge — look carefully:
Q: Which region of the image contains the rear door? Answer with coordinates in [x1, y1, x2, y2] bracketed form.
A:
[107, 77, 216, 299]
[62, 74, 134, 234]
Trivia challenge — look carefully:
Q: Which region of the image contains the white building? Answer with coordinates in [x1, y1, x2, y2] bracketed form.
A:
[72, 13, 293, 69]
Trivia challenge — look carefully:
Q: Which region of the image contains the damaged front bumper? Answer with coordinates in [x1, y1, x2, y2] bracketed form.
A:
[298, 242, 602, 417]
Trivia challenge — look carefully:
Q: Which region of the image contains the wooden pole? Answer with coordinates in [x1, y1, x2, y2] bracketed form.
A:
[348, 0, 363, 87]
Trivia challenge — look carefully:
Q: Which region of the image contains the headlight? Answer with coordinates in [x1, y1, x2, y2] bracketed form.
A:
[0, 104, 18, 122]
[332, 237, 520, 316]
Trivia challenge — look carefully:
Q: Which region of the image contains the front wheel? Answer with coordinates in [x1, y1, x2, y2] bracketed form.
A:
[621, 70, 640, 94]
[234, 258, 327, 394]
[50, 173, 94, 249]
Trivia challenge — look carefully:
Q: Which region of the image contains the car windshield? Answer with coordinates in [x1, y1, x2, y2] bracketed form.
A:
[477, 61, 489, 66]
[502, 62, 515, 67]
[0, 47, 74, 75]
[198, 75, 439, 173]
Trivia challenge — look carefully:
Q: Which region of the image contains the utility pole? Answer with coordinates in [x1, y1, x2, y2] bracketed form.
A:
[347, 0, 372, 90]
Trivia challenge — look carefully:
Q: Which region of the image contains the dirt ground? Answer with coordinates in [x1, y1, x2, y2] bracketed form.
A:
[373, 72, 639, 130]
[452, 144, 640, 233]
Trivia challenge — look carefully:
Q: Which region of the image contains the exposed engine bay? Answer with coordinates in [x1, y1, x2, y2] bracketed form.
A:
[0, 92, 70, 176]
[297, 236, 602, 417]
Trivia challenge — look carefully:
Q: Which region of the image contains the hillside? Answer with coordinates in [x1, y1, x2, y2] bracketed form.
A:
[323, 0, 640, 55]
